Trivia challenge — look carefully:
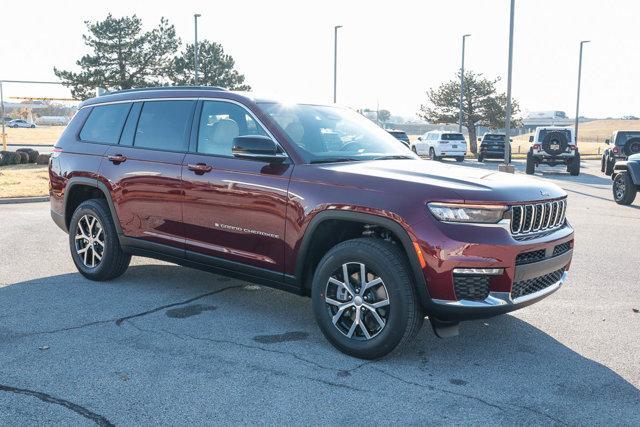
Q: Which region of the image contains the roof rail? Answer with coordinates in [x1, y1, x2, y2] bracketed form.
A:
[104, 86, 227, 95]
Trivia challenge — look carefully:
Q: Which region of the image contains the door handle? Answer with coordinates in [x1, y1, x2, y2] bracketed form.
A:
[108, 154, 127, 164]
[187, 163, 213, 174]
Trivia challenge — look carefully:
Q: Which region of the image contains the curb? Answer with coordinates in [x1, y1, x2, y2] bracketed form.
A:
[0, 196, 50, 205]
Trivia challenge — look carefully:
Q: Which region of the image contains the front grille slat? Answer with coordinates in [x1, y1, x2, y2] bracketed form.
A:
[510, 199, 567, 237]
[511, 268, 565, 299]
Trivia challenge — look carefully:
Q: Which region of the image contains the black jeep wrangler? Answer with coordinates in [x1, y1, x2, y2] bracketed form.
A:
[611, 153, 640, 205]
[602, 131, 640, 175]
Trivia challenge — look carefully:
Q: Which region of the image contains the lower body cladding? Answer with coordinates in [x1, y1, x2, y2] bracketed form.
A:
[412, 218, 574, 323]
[532, 153, 575, 166]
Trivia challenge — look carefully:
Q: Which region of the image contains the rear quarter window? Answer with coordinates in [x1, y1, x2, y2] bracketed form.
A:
[79, 103, 132, 144]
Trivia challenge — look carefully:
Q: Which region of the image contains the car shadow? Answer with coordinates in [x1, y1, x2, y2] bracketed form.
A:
[1, 264, 639, 423]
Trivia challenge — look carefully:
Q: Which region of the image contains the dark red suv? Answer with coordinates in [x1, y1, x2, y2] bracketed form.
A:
[49, 87, 574, 359]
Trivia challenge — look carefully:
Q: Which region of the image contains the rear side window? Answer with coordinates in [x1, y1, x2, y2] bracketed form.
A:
[134, 100, 195, 151]
[80, 103, 131, 144]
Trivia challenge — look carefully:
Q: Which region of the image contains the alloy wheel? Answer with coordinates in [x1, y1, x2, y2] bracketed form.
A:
[614, 175, 626, 201]
[324, 262, 390, 340]
[75, 214, 105, 268]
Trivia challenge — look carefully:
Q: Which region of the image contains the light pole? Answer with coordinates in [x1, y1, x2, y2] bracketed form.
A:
[503, 0, 515, 170]
[333, 25, 342, 103]
[574, 40, 590, 146]
[194, 13, 202, 85]
[459, 34, 471, 133]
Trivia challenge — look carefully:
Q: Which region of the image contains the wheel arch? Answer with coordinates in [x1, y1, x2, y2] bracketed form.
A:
[295, 210, 431, 309]
[64, 177, 122, 234]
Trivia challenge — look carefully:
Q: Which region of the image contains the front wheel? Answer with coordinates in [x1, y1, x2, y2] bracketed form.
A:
[311, 238, 423, 359]
[69, 199, 131, 281]
[613, 171, 637, 205]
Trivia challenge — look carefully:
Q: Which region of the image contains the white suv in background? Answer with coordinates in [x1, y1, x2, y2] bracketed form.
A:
[411, 130, 466, 162]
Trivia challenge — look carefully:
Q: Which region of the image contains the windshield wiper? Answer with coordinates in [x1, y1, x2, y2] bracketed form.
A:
[373, 155, 415, 160]
[310, 157, 361, 164]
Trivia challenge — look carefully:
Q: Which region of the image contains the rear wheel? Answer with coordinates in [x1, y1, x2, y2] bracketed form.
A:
[568, 153, 581, 176]
[604, 155, 614, 176]
[429, 147, 440, 161]
[477, 154, 484, 162]
[525, 150, 535, 175]
[311, 238, 423, 359]
[69, 199, 130, 281]
[613, 171, 637, 205]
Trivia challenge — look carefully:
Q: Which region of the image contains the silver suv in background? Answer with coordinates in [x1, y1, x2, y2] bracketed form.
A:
[526, 126, 580, 176]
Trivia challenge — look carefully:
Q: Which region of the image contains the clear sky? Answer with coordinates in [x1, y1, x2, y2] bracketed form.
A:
[0, 0, 637, 119]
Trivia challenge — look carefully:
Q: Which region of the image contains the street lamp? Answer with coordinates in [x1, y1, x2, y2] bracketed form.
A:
[333, 25, 342, 103]
[194, 13, 202, 86]
[502, 0, 515, 170]
[458, 34, 471, 133]
[575, 40, 590, 146]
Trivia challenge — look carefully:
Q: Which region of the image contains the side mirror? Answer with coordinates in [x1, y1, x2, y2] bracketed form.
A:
[528, 135, 534, 143]
[605, 139, 610, 145]
[232, 135, 287, 162]
[417, 136, 422, 141]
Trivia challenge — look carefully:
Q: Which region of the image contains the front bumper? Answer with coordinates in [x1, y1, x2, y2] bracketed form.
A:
[411, 215, 574, 321]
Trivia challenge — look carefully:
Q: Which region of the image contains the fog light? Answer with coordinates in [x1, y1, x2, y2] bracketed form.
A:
[453, 268, 504, 275]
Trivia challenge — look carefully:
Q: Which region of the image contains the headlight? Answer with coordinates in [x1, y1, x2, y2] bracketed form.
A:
[427, 202, 506, 224]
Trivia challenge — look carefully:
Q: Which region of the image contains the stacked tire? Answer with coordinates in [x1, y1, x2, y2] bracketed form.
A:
[0, 148, 40, 166]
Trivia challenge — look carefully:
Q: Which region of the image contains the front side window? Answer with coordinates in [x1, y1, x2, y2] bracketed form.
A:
[197, 101, 268, 156]
[134, 100, 195, 151]
[80, 103, 131, 144]
[257, 103, 417, 163]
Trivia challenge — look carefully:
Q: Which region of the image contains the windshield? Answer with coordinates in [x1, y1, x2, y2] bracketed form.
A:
[258, 103, 416, 163]
[441, 133, 465, 141]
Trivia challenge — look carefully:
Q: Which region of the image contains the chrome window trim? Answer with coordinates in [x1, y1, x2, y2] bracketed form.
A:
[82, 96, 291, 160]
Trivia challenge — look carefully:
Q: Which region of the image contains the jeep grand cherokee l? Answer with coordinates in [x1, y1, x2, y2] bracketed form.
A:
[49, 87, 574, 359]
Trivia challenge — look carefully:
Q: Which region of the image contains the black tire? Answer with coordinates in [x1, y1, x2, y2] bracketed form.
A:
[311, 238, 423, 359]
[612, 171, 637, 205]
[604, 155, 614, 176]
[569, 153, 581, 176]
[17, 148, 39, 163]
[17, 151, 29, 164]
[429, 147, 440, 161]
[526, 150, 535, 174]
[601, 154, 606, 173]
[30, 124, 36, 128]
[411, 146, 417, 154]
[0, 151, 9, 166]
[477, 154, 484, 162]
[35, 153, 50, 165]
[69, 199, 131, 281]
[8, 152, 21, 165]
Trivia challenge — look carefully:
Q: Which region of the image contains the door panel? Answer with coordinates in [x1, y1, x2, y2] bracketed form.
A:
[181, 99, 292, 272]
[182, 156, 292, 270]
[100, 146, 186, 247]
[98, 100, 195, 248]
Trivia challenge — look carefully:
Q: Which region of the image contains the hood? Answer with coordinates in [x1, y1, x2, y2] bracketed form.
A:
[323, 160, 566, 203]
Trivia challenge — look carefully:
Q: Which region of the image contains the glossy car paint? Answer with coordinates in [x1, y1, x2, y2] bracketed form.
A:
[50, 88, 574, 319]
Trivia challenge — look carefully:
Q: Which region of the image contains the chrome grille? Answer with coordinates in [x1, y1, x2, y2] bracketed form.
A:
[510, 199, 567, 236]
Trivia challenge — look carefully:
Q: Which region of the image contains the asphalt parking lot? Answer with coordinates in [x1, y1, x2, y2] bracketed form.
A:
[1, 159, 639, 425]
